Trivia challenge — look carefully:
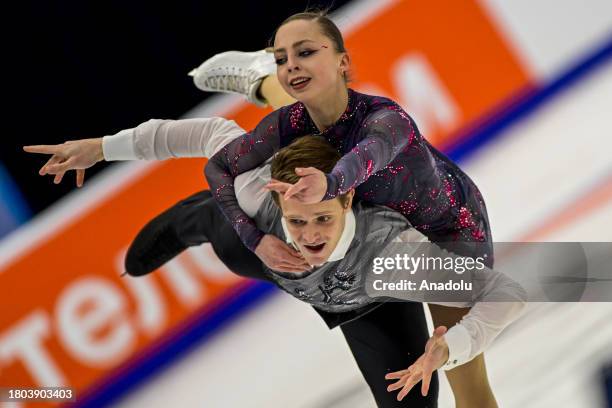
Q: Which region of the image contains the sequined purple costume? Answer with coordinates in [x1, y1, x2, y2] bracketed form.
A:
[205, 89, 493, 264]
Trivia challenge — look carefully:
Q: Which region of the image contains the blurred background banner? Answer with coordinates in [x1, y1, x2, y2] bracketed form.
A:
[1, 0, 611, 407]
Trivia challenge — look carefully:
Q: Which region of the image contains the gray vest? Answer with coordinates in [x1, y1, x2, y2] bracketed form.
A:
[255, 196, 409, 313]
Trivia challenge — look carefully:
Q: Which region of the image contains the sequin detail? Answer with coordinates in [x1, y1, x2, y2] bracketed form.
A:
[319, 270, 359, 305]
[444, 178, 457, 207]
[289, 103, 306, 129]
[457, 206, 486, 241]
[294, 287, 312, 301]
[389, 200, 418, 216]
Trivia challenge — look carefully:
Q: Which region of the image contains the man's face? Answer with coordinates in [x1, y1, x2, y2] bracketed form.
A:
[279, 194, 352, 267]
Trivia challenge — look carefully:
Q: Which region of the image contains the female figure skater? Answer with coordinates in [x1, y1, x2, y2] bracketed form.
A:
[202, 13, 493, 269]
[25, 120, 524, 407]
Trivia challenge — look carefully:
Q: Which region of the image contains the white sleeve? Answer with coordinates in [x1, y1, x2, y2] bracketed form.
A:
[396, 230, 527, 371]
[102, 128, 136, 160]
[102, 117, 245, 160]
[101, 117, 271, 215]
[235, 163, 272, 218]
[439, 301, 526, 371]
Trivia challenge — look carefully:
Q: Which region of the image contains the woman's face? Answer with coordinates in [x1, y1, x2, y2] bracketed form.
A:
[279, 192, 353, 267]
[273, 20, 348, 105]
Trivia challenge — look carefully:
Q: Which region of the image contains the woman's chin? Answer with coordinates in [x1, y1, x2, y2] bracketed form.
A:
[291, 86, 320, 104]
[291, 90, 311, 103]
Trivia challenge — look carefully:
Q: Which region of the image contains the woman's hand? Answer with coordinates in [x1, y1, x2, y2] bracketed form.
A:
[23, 138, 104, 187]
[254, 234, 311, 273]
[265, 167, 327, 203]
[385, 326, 449, 401]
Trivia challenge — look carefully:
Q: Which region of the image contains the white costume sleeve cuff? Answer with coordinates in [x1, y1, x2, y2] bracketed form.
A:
[102, 129, 136, 161]
[441, 324, 472, 371]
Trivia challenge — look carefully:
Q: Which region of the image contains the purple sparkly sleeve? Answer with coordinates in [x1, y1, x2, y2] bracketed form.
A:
[324, 103, 419, 199]
[204, 110, 282, 251]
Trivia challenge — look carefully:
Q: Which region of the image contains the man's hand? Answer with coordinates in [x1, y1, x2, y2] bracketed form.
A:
[23, 138, 104, 187]
[385, 326, 449, 401]
[254, 234, 311, 273]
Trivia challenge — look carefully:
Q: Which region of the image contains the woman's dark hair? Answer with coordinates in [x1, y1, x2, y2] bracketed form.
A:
[271, 9, 346, 53]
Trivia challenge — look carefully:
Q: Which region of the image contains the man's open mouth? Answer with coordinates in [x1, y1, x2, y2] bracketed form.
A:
[303, 243, 326, 253]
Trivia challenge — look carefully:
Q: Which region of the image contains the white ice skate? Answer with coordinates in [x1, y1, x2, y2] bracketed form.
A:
[189, 49, 276, 107]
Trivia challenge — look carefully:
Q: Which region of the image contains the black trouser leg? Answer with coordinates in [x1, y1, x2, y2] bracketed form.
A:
[125, 189, 270, 279]
[125, 190, 216, 276]
[191, 192, 268, 280]
[341, 302, 438, 407]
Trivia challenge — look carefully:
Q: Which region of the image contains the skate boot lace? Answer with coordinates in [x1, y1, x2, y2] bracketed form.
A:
[203, 66, 260, 94]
